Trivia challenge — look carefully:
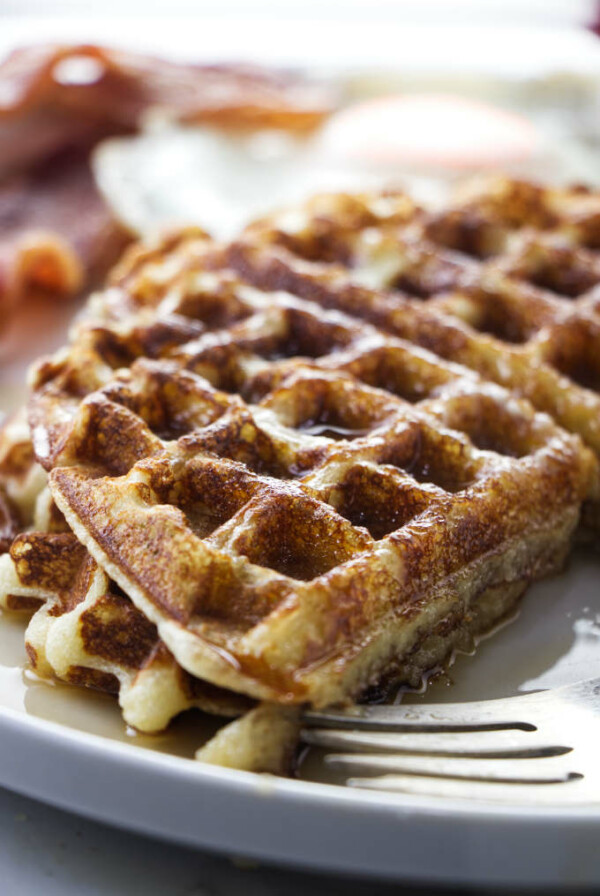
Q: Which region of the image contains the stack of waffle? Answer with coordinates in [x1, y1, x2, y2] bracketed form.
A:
[1, 176, 598, 774]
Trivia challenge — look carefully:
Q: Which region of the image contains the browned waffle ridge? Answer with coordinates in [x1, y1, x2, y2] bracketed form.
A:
[14, 203, 592, 709]
[229, 178, 600, 537]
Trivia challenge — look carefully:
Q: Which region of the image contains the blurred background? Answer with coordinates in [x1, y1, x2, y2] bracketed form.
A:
[4, 0, 600, 232]
[3, 0, 600, 397]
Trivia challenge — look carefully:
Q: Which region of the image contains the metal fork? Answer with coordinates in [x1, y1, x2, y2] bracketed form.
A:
[301, 678, 600, 804]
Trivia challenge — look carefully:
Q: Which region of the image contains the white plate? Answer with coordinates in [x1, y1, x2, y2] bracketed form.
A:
[0, 550, 599, 887]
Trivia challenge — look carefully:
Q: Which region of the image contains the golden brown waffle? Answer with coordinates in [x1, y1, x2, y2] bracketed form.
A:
[3, 178, 599, 773]
[195, 703, 300, 772]
[0, 409, 48, 549]
[229, 178, 600, 537]
[0, 414, 296, 769]
[0, 529, 252, 729]
[17, 243, 590, 707]
[48, 372, 591, 705]
[0, 515, 297, 771]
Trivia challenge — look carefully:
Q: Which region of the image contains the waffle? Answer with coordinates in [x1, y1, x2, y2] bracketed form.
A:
[195, 702, 300, 772]
[19, 244, 590, 708]
[0, 409, 48, 546]
[0, 413, 299, 770]
[0, 501, 300, 770]
[2, 177, 598, 772]
[230, 178, 600, 538]
[0, 525, 251, 723]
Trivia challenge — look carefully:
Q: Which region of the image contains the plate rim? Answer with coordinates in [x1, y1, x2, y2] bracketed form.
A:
[1, 700, 600, 886]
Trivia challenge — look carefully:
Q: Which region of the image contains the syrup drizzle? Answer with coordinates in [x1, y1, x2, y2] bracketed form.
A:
[297, 422, 370, 441]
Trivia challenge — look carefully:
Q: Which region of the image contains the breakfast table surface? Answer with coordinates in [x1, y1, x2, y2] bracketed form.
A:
[0, 782, 584, 896]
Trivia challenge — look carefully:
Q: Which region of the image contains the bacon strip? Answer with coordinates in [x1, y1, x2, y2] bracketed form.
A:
[0, 147, 131, 318]
[0, 44, 333, 177]
[0, 44, 333, 322]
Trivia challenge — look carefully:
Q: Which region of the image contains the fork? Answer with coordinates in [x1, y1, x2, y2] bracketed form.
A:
[301, 678, 600, 804]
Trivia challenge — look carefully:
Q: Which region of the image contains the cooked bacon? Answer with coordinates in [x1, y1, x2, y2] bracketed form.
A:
[0, 147, 131, 318]
[0, 44, 333, 176]
[0, 43, 332, 320]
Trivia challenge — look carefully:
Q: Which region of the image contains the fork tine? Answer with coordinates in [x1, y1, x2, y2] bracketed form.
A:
[301, 682, 600, 803]
[302, 700, 537, 732]
[300, 727, 571, 758]
[348, 773, 588, 805]
[326, 752, 578, 784]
